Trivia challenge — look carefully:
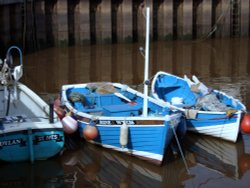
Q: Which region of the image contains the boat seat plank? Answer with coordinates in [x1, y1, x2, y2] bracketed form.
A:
[156, 83, 181, 89]
[102, 103, 142, 116]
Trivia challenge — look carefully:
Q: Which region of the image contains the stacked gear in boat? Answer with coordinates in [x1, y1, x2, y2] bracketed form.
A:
[184, 75, 237, 117]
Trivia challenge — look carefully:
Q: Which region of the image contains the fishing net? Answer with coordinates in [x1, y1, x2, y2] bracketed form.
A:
[69, 92, 86, 103]
[86, 82, 117, 94]
[196, 93, 232, 112]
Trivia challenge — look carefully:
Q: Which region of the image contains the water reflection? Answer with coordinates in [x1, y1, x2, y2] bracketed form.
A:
[20, 38, 250, 110]
[60, 132, 250, 187]
[4, 38, 250, 187]
[0, 159, 64, 188]
[61, 136, 189, 188]
[1, 132, 250, 187]
[183, 133, 250, 187]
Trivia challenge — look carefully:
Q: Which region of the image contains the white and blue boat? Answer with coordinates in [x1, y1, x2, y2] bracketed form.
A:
[61, 82, 185, 165]
[60, 8, 186, 165]
[151, 71, 246, 142]
[0, 46, 64, 163]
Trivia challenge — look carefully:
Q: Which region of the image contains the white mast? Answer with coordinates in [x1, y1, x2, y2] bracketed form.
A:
[142, 7, 150, 117]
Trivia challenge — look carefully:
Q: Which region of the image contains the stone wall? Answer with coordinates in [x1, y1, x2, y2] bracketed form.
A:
[0, 0, 249, 51]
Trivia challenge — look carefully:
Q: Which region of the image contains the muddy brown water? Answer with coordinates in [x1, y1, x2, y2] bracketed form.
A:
[1, 38, 250, 187]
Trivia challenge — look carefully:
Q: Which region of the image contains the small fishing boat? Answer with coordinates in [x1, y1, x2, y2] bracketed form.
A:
[60, 8, 186, 165]
[151, 71, 246, 142]
[0, 46, 64, 163]
[60, 82, 185, 165]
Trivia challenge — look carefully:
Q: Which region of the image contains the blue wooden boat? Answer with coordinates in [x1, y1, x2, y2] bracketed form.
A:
[0, 46, 64, 163]
[60, 8, 186, 165]
[61, 82, 186, 165]
[151, 71, 246, 142]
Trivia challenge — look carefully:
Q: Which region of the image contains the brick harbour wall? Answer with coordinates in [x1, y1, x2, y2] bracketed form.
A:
[0, 0, 249, 52]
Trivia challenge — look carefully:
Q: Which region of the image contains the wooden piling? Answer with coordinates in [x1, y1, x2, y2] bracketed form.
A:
[182, 0, 193, 40]
[55, 0, 68, 47]
[117, 0, 133, 43]
[158, 0, 173, 40]
[0, 0, 250, 48]
[35, 1, 46, 49]
[240, 0, 250, 37]
[0, 5, 11, 49]
[75, 0, 90, 45]
[197, 0, 212, 38]
[96, 0, 112, 44]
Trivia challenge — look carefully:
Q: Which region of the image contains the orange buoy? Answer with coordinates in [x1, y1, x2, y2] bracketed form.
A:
[83, 122, 98, 140]
[62, 113, 78, 134]
[241, 114, 250, 134]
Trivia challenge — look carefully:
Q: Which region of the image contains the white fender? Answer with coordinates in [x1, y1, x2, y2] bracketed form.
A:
[62, 115, 78, 134]
[120, 122, 128, 148]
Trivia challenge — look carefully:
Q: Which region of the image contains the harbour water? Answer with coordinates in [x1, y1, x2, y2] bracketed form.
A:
[1, 38, 250, 187]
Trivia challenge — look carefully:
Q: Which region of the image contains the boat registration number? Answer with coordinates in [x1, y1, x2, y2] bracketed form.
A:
[98, 120, 135, 125]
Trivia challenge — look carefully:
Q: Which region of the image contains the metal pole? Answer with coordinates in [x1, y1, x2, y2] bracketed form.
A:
[143, 7, 150, 117]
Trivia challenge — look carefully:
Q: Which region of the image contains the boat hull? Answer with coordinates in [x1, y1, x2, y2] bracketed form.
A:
[78, 119, 177, 165]
[0, 128, 64, 162]
[186, 111, 242, 142]
[61, 82, 184, 165]
[151, 71, 246, 142]
[79, 121, 176, 164]
[0, 83, 64, 162]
